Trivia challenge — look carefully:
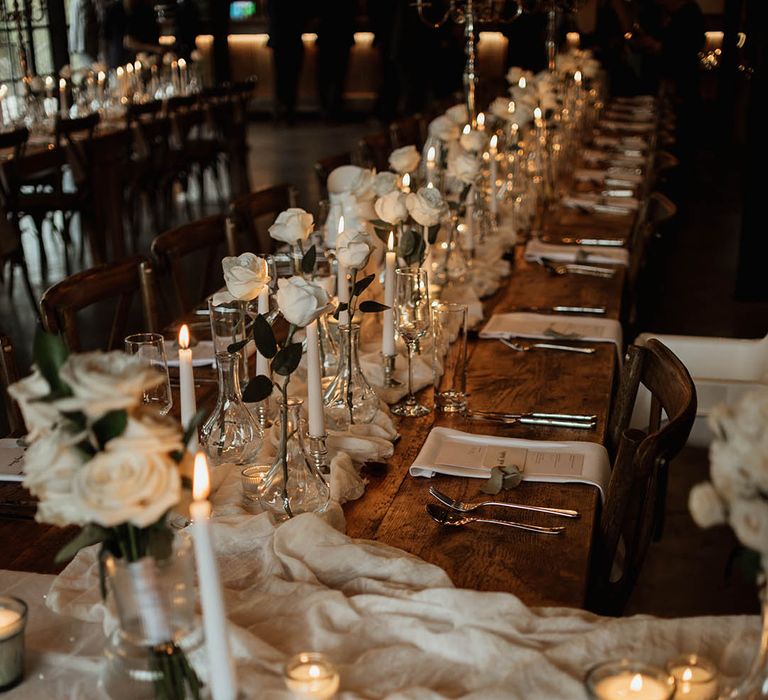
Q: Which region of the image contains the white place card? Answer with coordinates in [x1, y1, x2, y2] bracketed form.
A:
[0, 438, 25, 482]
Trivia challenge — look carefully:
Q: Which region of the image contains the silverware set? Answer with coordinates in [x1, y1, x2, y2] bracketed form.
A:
[465, 410, 597, 429]
[513, 305, 607, 315]
[539, 234, 624, 248]
[499, 338, 596, 355]
[540, 258, 617, 279]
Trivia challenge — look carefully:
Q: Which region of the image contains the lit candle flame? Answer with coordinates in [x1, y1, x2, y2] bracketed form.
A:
[192, 452, 210, 501]
[126, 62, 133, 74]
[630, 674, 643, 692]
[387, 231, 394, 251]
[490, 134, 498, 149]
[45, 76, 54, 88]
[134, 60, 141, 72]
[59, 77, 66, 90]
[534, 107, 542, 121]
[116, 66, 124, 77]
[308, 665, 321, 679]
[518, 76, 527, 89]
[97, 71, 105, 82]
[427, 145, 436, 163]
[179, 324, 191, 350]
[338, 215, 345, 235]
[682, 668, 693, 682]
[178, 58, 187, 69]
[426, 181, 434, 188]
[462, 123, 471, 135]
[402, 173, 410, 189]
[477, 112, 485, 128]
[574, 70, 582, 84]
[507, 100, 516, 114]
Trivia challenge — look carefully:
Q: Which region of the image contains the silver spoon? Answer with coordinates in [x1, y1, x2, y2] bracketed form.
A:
[425, 504, 565, 535]
[429, 486, 579, 518]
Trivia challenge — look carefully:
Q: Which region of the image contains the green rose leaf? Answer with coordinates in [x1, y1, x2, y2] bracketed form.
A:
[332, 302, 348, 320]
[91, 409, 128, 450]
[353, 273, 375, 297]
[147, 525, 174, 562]
[360, 300, 389, 313]
[398, 228, 416, 257]
[272, 342, 303, 376]
[55, 524, 109, 563]
[227, 338, 249, 354]
[253, 313, 277, 358]
[33, 329, 70, 394]
[242, 374, 274, 402]
[479, 467, 503, 496]
[301, 244, 317, 275]
[427, 224, 440, 244]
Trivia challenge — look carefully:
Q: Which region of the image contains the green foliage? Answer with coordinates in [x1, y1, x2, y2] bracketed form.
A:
[91, 410, 128, 450]
[55, 524, 109, 563]
[33, 329, 71, 395]
[253, 313, 277, 358]
[427, 224, 440, 244]
[360, 300, 389, 313]
[272, 342, 303, 376]
[479, 465, 523, 496]
[398, 228, 426, 266]
[242, 374, 274, 403]
[354, 273, 375, 297]
[301, 244, 317, 275]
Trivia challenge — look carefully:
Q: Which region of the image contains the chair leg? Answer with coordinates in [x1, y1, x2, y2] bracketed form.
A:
[652, 461, 669, 541]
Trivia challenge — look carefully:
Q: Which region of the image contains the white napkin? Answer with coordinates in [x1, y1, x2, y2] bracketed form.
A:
[574, 168, 642, 185]
[0, 438, 24, 482]
[410, 426, 611, 500]
[525, 238, 629, 266]
[600, 120, 655, 133]
[480, 312, 623, 351]
[562, 194, 639, 213]
[166, 339, 216, 367]
[583, 150, 645, 167]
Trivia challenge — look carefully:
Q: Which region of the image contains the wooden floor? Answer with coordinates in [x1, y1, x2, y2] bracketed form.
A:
[1, 114, 766, 617]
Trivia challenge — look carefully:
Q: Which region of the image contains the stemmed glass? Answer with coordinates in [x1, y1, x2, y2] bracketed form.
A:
[392, 268, 431, 417]
[124, 333, 173, 415]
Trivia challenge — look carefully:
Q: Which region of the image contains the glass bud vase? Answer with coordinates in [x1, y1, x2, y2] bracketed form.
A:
[323, 323, 378, 430]
[100, 536, 202, 700]
[721, 589, 768, 699]
[258, 397, 330, 522]
[200, 351, 263, 492]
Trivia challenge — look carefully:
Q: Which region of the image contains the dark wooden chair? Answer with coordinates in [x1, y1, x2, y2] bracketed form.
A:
[39, 255, 160, 352]
[0, 333, 23, 437]
[229, 183, 298, 255]
[389, 115, 423, 150]
[315, 153, 351, 201]
[151, 214, 236, 316]
[592, 339, 697, 614]
[356, 131, 392, 171]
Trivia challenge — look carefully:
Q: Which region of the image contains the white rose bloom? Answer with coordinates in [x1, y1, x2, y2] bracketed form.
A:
[56, 352, 164, 419]
[710, 439, 757, 501]
[406, 187, 446, 227]
[388, 145, 421, 174]
[7, 368, 59, 440]
[268, 208, 314, 245]
[445, 104, 469, 125]
[428, 115, 460, 142]
[350, 168, 376, 201]
[59, 64, 72, 79]
[508, 86, 538, 109]
[459, 128, 487, 154]
[336, 229, 372, 270]
[447, 150, 479, 184]
[689, 482, 727, 529]
[735, 390, 768, 439]
[489, 97, 516, 122]
[105, 408, 184, 457]
[374, 190, 408, 225]
[730, 498, 768, 555]
[373, 171, 399, 197]
[222, 252, 270, 302]
[73, 450, 181, 528]
[276, 276, 332, 327]
[506, 66, 533, 85]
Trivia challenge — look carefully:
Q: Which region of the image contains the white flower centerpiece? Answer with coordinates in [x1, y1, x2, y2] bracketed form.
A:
[268, 206, 314, 275]
[8, 333, 202, 700]
[689, 388, 768, 698]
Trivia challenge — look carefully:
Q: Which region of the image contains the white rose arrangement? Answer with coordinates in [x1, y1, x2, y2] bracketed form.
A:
[689, 389, 768, 574]
[388, 145, 421, 175]
[459, 127, 487, 154]
[428, 115, 461, 142]
[374, 189, 408, 225]
[221, 253, 270, 302]
[325, 166, 377, 246]
[445, 103, 469, 125]
[268, 207, 314, 245]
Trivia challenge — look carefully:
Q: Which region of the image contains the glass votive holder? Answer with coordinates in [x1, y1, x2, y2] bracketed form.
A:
[586, 659, 676, 700]
[0, 596, 28, 691]
[240, 464, 271, 513]
[284, 652, 340, 700]
[666, 654, 719, 700]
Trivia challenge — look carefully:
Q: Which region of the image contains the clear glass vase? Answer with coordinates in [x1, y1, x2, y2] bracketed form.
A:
[323, 323, 378, 430]
[100, 536, 202, 700]
[200, 351, 263, 492]
[430, 214, 468, 288]
[258, 397, 330, 522]
[721, 591, 768, 699]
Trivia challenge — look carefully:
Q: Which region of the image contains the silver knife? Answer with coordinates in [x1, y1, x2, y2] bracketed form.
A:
[540, 235, 625, 247]
[514, 305, 607, 315]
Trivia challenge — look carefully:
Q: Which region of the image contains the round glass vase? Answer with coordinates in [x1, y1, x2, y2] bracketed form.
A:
[322, 322, 378, 430]
[199, 351, 263, 492]
[721, 589, 768, 699]
[258, 397, 330, 522]
[100, 536, 202, 700]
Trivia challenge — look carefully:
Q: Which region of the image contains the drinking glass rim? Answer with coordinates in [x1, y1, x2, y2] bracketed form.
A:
[124, 332, 165, 345]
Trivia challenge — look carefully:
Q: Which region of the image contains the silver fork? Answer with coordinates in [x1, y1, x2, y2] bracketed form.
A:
[430, 486, 579, 518]
[542, 260, 616, 279]
[500, 338, 596, 355]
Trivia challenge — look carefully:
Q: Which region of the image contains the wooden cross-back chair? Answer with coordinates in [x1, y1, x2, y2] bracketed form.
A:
[39, 255, 160, 352]
[389, 115, 423, 150]
[151, 214, 236, 316]
[0, 333, 23, 437]
[592, 339, 696, 614]
[229, 183, 298, 255]
[314, 153, 351, 201]
[356, 131, 392, 171]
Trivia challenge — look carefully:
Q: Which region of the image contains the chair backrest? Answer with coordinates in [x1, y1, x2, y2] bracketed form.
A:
[151, 214, 235, 316]
[356, 131, 392, 171]
[0, 128, 29, 207]
[389, 115, 422, 150]
[40, 255, 160, 352]
[54, 113, 100, 187]
[229, 183, 297, 254]
[314, 153, 351, 201]
[0, 333, 23, 437]
[595, 339, 697, 612]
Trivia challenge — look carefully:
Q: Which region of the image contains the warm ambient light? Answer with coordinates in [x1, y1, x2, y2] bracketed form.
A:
[178, 58, 186, 69]
[338, 215, 345, 235]
[462, 123, 471, 135]
[301, 32, 317, 42]
[533, 107, 542, 120]
[630, 674, 643, 692]
[402, 172, 410, 189]
[476, 112, 485, 129]
[490, 134, 498, 149]
[193, 452, 210, 501]
[507, 99, 515, 113]
[682, 668, 693, 682]
[518, 76, 526, 89]
[353, 31, 375, 46]
[387, 231, 394, 252]
[574, 70, 582, 84]
[179, 324, 190, 350]
[427, 145, 436, 163]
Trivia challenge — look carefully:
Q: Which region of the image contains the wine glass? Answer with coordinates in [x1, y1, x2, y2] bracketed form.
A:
[124, 333, 173, 415]
[392, 268, 431, 417]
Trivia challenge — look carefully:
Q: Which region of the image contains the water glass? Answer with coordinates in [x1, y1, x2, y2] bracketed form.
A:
[208, 296, 248, 380]
[124, 333, 173, 415]
[432, 303, 468, 413]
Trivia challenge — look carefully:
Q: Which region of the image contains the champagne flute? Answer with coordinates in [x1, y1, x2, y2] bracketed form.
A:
[392, 268, 431, 417]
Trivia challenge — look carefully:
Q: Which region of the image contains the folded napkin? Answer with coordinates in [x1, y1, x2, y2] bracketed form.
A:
[561, 194, 638, 215]
[410, 426, 611, 500]
[166, 340, 256, 368]
[525, 238, 630, 266]
[0, 438, 24, 482]
[574, 168, 642, 185]
[593, 135, 648, 152]
[480, 312, 623, 352]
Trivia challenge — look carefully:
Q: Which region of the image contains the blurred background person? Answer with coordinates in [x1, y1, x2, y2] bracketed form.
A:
[103, 0, 162, 69]
[267, 0, 308, 125]
[316, 0, 355, 122]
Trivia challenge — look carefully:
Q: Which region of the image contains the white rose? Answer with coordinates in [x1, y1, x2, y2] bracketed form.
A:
[105, 408, 184, 457]
[710, 439, 756, 501]
[445, 104, 469, 125]
[406, 187, 446, 227]
[59, 64, 72, 79]
[730, 499, 768, 555]
[56, 352, 164, 419]
[429, 115, 460, 142]
[459, 128, 487, 153]
[73, 450, 180, 528]
[735, 390, 768, 439]
[276, 276, 332, 328]
[508, 86, 538, 109]
[506, 66, 533, 85]
[388, 145, 421, 174]
[268, 208, 314, 245]
[222, 252, 270, 302]
[336, 229, 372, 270]
[374, 190, 408, 225]
[447, 150, 479, 184]
[489, 97, 516, 122]
[7, 368, 59, 439]
[350, 168, 376, 201]
[689, 482, 727, 529]
[373, 171, 399, 197]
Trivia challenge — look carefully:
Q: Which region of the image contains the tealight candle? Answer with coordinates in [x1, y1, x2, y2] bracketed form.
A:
[666, 655, 718, 700]
[178, 58, 188, 94]
[586, 660, 676, 700]
[0, 596, 27, 691]
[284, 652, 340, 700]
